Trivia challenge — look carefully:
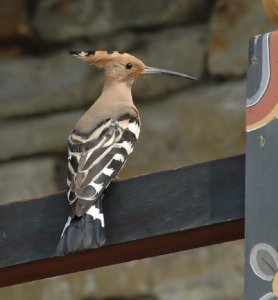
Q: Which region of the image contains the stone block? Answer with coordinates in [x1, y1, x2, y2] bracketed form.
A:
[33, 0, 210, 42]
[208, 0, 273, 76]
[133, 25, 207, 100]
[0, 110, 83, 161]
[0, 157, 63, 203]
[152, 241, 243, 300]
[122, 80, 246, 178]
[0, 53, 102, 119]
[0, 0, 31, 40]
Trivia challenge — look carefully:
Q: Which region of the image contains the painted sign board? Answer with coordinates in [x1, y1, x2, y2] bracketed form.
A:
[245, 25, 278, 300]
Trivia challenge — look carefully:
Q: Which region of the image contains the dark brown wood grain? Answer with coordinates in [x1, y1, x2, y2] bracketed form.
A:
[0, 155, 245, 287]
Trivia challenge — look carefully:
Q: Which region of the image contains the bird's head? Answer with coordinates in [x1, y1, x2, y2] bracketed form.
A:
[69, 50, 196, 85]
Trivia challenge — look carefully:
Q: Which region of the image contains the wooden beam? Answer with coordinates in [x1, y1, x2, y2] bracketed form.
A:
[0, 155, 245, 287]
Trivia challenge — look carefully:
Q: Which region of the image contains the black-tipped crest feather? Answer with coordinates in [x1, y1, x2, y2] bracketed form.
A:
[68, 50, 96, 57]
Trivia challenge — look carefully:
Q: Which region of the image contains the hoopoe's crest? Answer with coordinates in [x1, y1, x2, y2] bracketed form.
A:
[69, 50, 146, 82]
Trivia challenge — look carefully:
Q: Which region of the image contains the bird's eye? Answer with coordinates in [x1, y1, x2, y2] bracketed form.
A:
[125, 63, 133, 69]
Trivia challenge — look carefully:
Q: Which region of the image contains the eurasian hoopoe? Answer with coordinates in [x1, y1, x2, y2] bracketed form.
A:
[56, 50, 196, 255]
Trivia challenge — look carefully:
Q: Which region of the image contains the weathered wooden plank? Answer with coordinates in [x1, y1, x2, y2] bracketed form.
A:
[245, 18, 278, 299]
[0, 154, 245, 287]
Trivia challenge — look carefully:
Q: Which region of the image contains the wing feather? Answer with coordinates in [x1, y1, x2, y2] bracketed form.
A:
[67, 115, 140, 216]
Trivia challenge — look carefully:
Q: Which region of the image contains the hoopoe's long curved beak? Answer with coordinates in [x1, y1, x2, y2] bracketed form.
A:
[142, 66, 197, 80]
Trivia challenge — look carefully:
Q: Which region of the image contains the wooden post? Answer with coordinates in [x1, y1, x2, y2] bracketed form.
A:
[245, 1, 278, 299]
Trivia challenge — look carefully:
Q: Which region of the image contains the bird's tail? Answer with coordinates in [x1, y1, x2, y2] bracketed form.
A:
[56, 198, 106, 256]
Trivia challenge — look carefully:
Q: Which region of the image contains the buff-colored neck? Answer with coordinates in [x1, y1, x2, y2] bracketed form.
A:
[74, 77, 137, 133]
[101, 77, 134, 106]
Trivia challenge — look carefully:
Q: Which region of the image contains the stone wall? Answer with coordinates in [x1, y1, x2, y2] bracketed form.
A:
[0, 0, 274, 299]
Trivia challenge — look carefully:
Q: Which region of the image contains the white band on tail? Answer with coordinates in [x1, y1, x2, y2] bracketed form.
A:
[61, 216, 72, 237]
[86, 205, 105, 227]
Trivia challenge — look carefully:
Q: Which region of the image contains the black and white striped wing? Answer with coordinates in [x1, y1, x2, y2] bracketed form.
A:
[67, 115, 140, 217]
